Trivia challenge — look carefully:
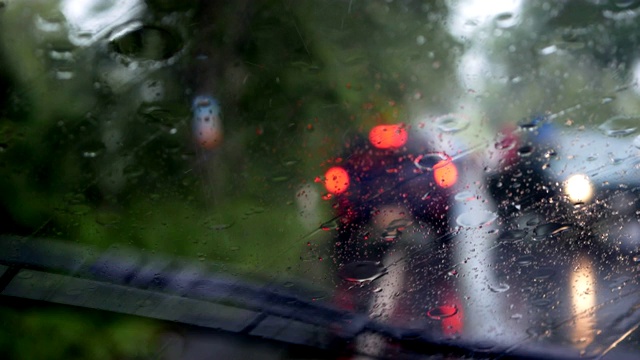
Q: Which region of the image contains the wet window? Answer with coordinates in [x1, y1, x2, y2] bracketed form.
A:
[1, 1, 640, 359]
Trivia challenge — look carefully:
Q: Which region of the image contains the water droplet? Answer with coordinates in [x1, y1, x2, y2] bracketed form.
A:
[35, 13, 65, 32]
[516, 255, 535, 266]
[499, 229, 527, 241]
[65, 288, 83, 296]
[488, 282, 510, 293]
[494, 12, 519, 28]
[526, 326, 551, 337]
[517, 145, 533, 157]
[338, 261, 387, 283]
[209, 223, 233, 231]
[531, 267, 556, 280]
[519, 119, 539, 131]
[427, 305, 458, 320]
[381, 229, 400, 241]
[95, 211, 121, 226]
[614, 0, 640, 9]
[49, 49, 74, 61]
[110, 25, 183, 61]
[599, 116, 638, 137]
[494, 134, 517, 150]
[281, 158, 300, 167]
[539, 45, 557, 56]
[532, 298, 552, 308]
[55, 70, 74, 80]
[525, 217, 541, 226]
[271, 174, 290, 182]
[454, 191, 476, 202]
[456, 210, 498, 227]
[138, 104, 188, 126]
[472, 341, 497, 352]
[533, 223, 571, 237]
[435, 114, 469, 133]
[413, 152, 450, 171]
[16, 271, 34, 279]
[386, 218, 413, 231]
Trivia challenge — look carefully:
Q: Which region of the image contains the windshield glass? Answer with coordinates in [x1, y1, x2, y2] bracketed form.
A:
[1, 1, 640, 359]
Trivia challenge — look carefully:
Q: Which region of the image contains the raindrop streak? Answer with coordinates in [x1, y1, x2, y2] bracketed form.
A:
[338, 261, 387, 283]
[427, 305, 458, 320]
[488, 282, 510, 293]
[456, 210, 498, 227]
[435, 114, 469, 133]
[598, 116, 639, 137]
[533, 223, 571, 237]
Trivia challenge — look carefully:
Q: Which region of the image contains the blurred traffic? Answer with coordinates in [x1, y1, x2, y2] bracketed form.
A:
[2, 0, 640, 359]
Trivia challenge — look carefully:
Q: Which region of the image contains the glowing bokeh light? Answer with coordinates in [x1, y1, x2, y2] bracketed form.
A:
[433, 160, 458, 188]
[565, 174, 593, 203]
[324, 166, 350, 194]
[369, 124, 408, 149]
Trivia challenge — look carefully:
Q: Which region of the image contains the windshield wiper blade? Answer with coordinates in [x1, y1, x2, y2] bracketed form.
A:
[0, 236, 636, 360]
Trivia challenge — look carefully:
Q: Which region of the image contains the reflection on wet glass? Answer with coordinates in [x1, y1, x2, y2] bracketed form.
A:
[2, 0, 640, 358]
[570, 255, 596, 350]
